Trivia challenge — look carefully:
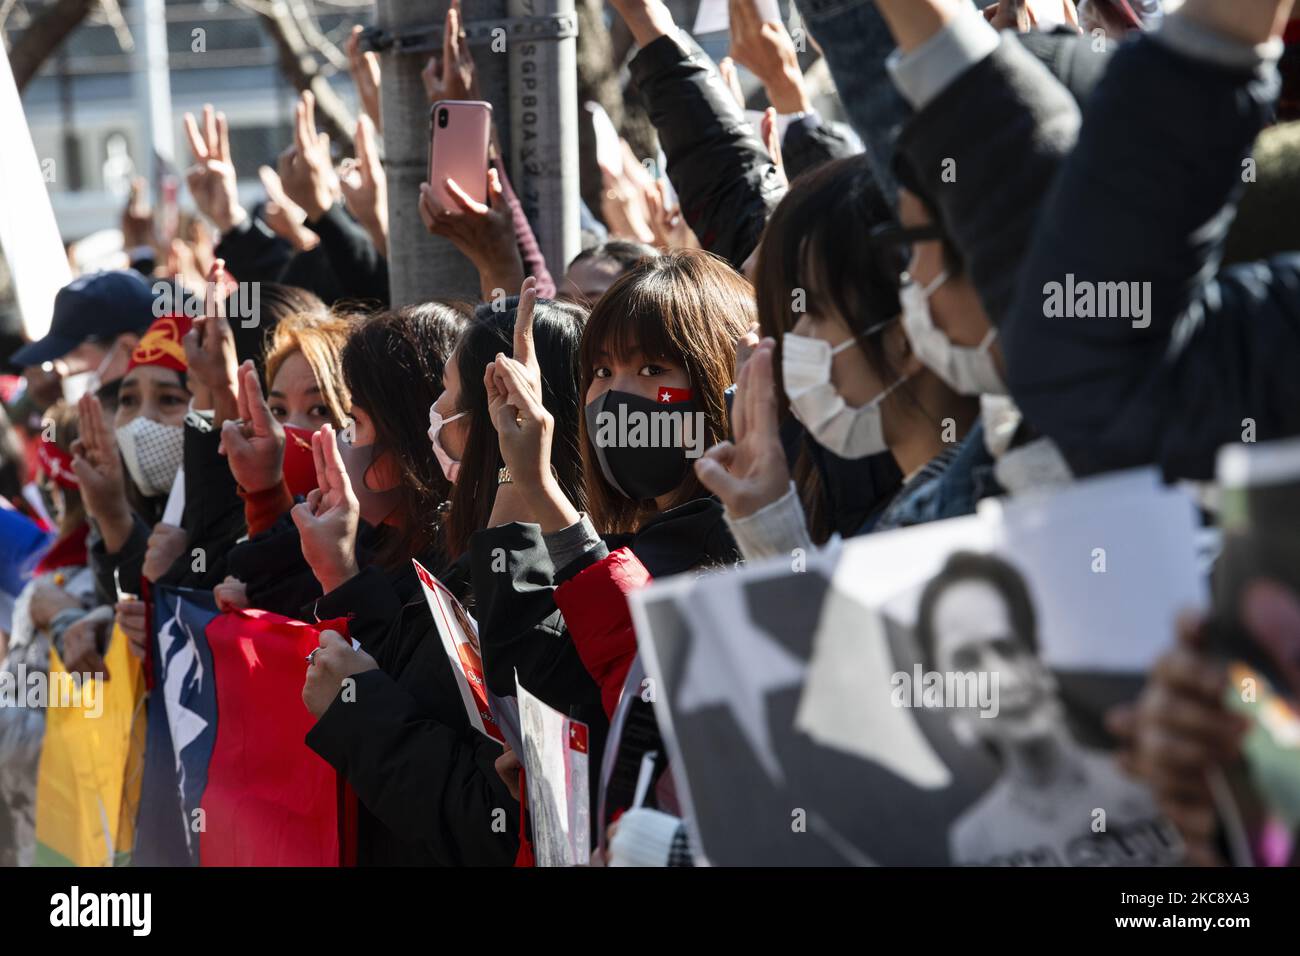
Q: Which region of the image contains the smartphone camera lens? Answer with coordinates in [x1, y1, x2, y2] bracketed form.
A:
[438, 109, 448, 129]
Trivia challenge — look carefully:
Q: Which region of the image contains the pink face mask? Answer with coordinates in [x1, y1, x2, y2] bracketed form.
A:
[428, 403, 466, 484]
[335, 430, 401, 527]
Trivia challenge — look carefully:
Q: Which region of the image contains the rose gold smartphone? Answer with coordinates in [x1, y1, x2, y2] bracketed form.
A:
[427, 100, 493, 213]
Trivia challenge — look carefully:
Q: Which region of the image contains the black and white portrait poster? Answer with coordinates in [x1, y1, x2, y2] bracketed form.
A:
[629, 469, 1204, 866]
[516, 676, 591, 867]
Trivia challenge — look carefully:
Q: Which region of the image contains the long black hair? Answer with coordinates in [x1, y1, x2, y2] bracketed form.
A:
[340, 300, 472, 566]
[443, 297, 588, 558]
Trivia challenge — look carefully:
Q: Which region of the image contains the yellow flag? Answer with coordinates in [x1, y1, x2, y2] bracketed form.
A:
[34, 623, 146, 866]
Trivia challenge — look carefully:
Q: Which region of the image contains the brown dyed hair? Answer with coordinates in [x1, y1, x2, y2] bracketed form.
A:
[263, 312, 354, 427]
[579, 249, 753, 535]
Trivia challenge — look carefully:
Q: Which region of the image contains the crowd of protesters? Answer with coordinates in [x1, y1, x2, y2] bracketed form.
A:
[2, 0, 1299, 867]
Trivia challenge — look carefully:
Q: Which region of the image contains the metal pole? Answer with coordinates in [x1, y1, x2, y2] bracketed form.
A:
[130, 0, 175, 186]
[508, 0, 579, 280]
[376, 0, 509, 306]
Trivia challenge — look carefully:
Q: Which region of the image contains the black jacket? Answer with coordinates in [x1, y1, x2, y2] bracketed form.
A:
[628, 28, 785, 269]
[475, 500, 739, 724]
[894, 33, 1086, 328]
[158, 424, 247, 592]
[467, 523, 610, 768]
[305, 203, 389, 307]
[1003, 34, 1300, 480]
[214, 205, 387, 308]
[603, 497, 739, 578]
[782, 116, 861, 183]
[89, 513, 149, 606]
[225, 515, 324, 619]
[470, 502, 739, 850]
[304, 559, 518, 866]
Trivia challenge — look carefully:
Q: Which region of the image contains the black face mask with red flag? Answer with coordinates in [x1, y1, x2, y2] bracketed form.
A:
[584, 387, 698, 503]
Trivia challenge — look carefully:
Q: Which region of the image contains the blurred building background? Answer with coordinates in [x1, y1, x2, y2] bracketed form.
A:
[8, 0, 369, 242]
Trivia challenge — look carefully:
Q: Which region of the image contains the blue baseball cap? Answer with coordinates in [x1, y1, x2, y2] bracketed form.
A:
[9, 269, 157, 368]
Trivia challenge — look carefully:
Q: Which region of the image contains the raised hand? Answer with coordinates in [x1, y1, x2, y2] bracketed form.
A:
[277, 90, 340, 223]
[339, 113, 388, 256]
[599, 140, 658, 246]
[70, 392, 133, 553]
[115, 599, 148, 660]
[182, 259, 239, 422]
[645, 179, 697, 250]
[718, 57, 746, 109]
[143, 521, 189, 583]
[759, 108, 787, 188]
[214, 575, 251, 613]
[258, 165, 320, 251]
[484, 278, 581, 533]
[183, 104, 247, 234]
[1129, 611, 1249, 866]
[695, 338, 792, 519]
[121, 176, 156, 251]
[418, 167, 522, 300]
[291, 424, 360, 593]
[62, 606, 114, 678]
[221, 360, 287, 493]
[728, 0, 812, 114]
[485, 278, 546, 480]
[346, 25, 383, 134]
[302, 629, 378, 719]
[421, 0, 479, 104]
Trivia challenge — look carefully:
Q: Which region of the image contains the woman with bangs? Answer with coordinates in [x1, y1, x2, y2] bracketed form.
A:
[480, 249, 752, 865]
[576, 249, 752, 560]
[213, 310, 356, 615]
[221, 302, 469, 618]
[262, 313, 353, 433]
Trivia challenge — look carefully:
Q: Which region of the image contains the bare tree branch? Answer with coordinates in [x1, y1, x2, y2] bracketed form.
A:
[6, 0, 97, 90]
[287, 0, 346, 73]
[234, 0, 356, 153]
[0, 0, 24, 37]
[98, 0, 134, 53]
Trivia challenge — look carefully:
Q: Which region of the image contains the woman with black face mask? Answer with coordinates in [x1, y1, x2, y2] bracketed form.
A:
[482, 250, 752, 865]
[292, 306, 519, 867]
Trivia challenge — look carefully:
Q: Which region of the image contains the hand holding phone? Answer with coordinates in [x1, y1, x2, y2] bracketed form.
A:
[426, 100, 493, 215]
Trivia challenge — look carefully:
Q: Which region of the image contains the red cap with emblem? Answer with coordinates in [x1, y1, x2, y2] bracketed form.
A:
[127, 314, 192, 374]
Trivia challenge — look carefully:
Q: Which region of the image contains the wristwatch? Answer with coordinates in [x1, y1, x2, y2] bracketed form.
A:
[497, 466, 513, 485]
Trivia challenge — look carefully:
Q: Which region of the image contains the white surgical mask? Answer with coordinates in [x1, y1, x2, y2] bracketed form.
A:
[781, 323, 910, 459]
[428, 402, 466, 483]
[900, 271, 1007, 396]
[115, 416, 184, 498]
